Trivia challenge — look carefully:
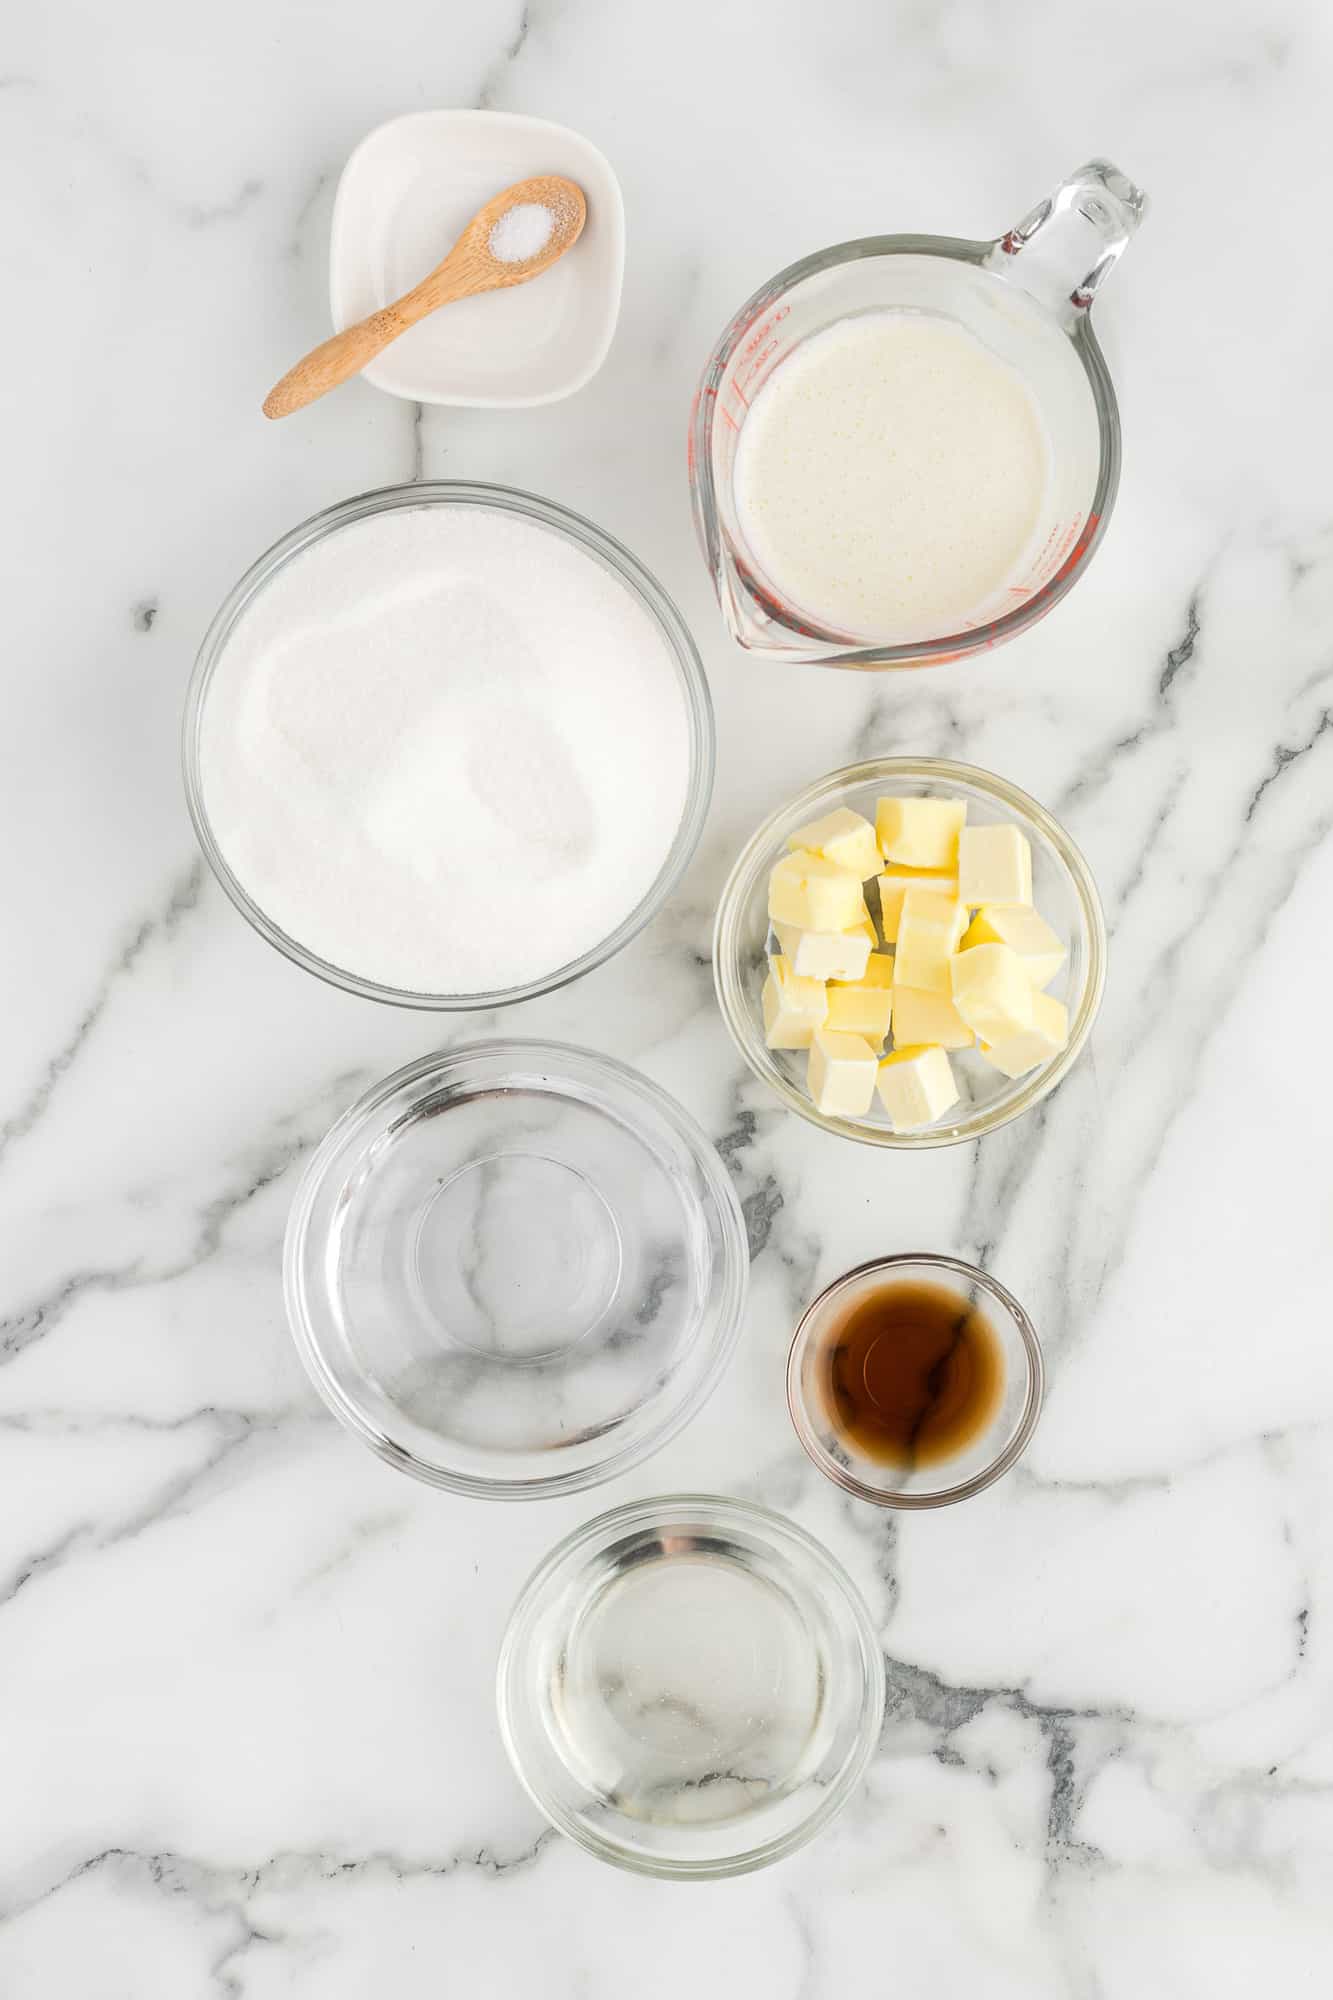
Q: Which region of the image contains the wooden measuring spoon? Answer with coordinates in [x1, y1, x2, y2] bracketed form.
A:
[263, 175, 587, 420]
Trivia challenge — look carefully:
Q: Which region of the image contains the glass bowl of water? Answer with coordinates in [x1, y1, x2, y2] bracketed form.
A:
[713, 756, 1106, 1148]
[284, 1042, 748, 1498]
[497, 1494, 886, 1877]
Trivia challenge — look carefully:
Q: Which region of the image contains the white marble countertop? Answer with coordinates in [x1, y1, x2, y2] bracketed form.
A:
[5, 3, 1333, 1992]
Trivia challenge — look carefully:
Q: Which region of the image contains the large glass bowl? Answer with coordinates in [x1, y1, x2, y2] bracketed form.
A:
[497, 1494, 886, 1877]
[713, 756, 1105, 1147]
[182, 482, 715, 1010]
[284, 1043, 748, 1498]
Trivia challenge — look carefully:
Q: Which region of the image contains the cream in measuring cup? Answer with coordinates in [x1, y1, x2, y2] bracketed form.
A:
[733, 311, 1051, 644]
[691, 160, 1148, 668]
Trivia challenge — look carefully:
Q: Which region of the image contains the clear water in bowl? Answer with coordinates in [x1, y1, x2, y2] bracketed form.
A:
[498, 1496, 886, 1875]
[285, 1044, 747, 1495]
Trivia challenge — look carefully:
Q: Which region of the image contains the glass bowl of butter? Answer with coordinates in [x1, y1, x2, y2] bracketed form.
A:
[713, 757, 1105, 1148]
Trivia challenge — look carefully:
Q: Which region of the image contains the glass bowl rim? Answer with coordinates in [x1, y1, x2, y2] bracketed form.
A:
[282, 1040, 750, 1499]
[712, 755, 1107, 1148]
[787, 1252, 1045, 1509]
[495, 1490, 888, 1878]
[688, 231, 1119, 668]
[182, 480, 716, 1010]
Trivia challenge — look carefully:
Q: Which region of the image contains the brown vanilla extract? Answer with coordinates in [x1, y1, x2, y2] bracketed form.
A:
[821, 1278, 1004, 1466]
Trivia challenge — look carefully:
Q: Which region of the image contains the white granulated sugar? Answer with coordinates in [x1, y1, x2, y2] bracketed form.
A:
[200, 507, 691, 995]
[488, 202, 554, 263]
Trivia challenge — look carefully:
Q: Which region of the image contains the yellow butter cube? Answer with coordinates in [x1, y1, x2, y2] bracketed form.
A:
[876, 795, 966, 870]
[949, 943, 1034, 1043]
[875, 1045, 960, 1132]
[876, 865, 960, 944]
[853, 952, 895, 991]
[958, 824, 1032, 907]
[762, 956, 828, 1050]
[772, 912, 874, 982]
[825, 958, 895, 1046]
[961, 904, 1065, 989]
[807, 1028, 879, 1117]
[889, 983, 975, 1051]
[893, 889, 967, 995]
[786, 807, 881, 881]
[769, 851, 865, 932]
[981, 992, 1069, 1079]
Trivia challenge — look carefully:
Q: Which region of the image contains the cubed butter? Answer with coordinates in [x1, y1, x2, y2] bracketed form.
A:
[949, 943, 1034, 1043]
[786, 807, 881, 881]
[875, 1044, 960, 1132]
[890, 983, 975, 1051]
[825, 957, 895, 1046]
[961, 904, 1065, 988]
[958, 824, 1032, 908]
[981, 992, 1069, 1079]
[772, 912, 875, 982]
[807, 1028, 879, 1118]
[762, 955, 828, 1050]
[876, 795, 966, 870]
[893, 889, 968, 995]
[853, 951, 895, 991]
[876, 865, 960, 944]
[769, 851, 865, 932]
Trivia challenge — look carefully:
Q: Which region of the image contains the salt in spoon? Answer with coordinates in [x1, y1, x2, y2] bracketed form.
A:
[263, 174, 587, 420]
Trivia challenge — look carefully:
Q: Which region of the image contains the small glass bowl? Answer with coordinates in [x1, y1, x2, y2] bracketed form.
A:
[713, 756, 1105, 1147]
[182, 482, 715, 1010]
[284, 1043, 748, 1499]
[496, 1494, 886, 1877]
[788, 1254, 1043, 1508]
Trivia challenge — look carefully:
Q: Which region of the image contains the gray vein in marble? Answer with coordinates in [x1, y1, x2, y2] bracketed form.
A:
[477, 4, 532, 110]
[1014, 1411, 1333, 1677]
[0, 858, 203, 1172]
[0, 1523, 85, 1611]
[284, 167, 331, 262]
[1, 81, 266, 234]
[0, 1829, 558, 1934]
[782, 1891, 820, 2000]
[852, 682, 974, 764]
[1157, 590, 1200, 698]
[1245, 705, 1333, 821]
[408, 401, 425, 481]
[1022, 585, 1333, 1335]
[180, 177, 264, 229]
[1106, 761, 1186, 921]
[1056, 583, 1211, 816]
[838, 1498, 899, 1626]
[959, 1096, 1055, 1274]
[0, 1070, 368, 1365]
[714, 1100, 782, 1261]
[285, 1508, 408, 1602]
[0, 1410, 302, 1615]
[881, 1654, 1117, 1866]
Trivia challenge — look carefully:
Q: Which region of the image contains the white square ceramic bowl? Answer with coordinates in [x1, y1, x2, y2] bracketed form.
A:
[329, 110, 625, 407]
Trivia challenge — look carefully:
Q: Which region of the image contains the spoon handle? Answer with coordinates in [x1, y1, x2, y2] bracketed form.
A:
[263, 304, 423, 420]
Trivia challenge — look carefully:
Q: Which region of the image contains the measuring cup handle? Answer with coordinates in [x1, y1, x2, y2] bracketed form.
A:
[991, 160, 1148, 318]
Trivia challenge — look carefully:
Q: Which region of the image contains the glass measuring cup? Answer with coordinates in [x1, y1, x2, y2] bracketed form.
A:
[689, 160, 1147, 669]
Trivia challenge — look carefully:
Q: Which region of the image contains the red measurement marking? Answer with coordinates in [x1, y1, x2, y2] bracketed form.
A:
[738, 303, 789, 362]
[720, 407, 740, 432]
